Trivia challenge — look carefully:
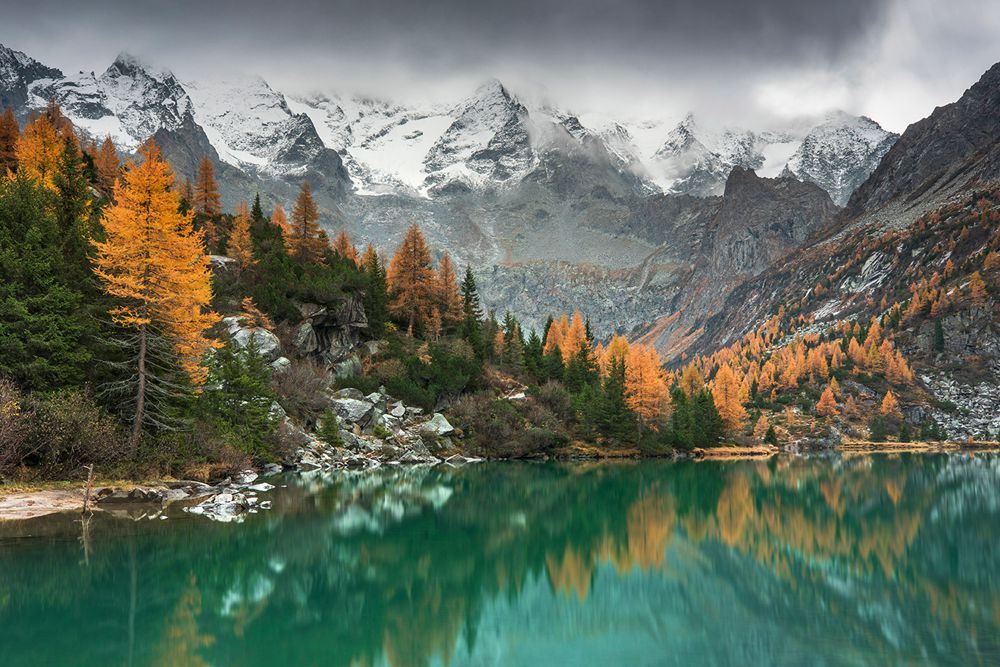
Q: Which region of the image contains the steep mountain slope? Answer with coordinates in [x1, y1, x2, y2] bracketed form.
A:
[0, 44, 61, 116]
[848, 62, 1000, 215]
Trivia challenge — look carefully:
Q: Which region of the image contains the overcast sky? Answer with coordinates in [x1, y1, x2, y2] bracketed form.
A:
[2, 0, 998, 131]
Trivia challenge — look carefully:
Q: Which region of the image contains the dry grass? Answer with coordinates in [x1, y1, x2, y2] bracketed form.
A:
[692, 445, 779, 460]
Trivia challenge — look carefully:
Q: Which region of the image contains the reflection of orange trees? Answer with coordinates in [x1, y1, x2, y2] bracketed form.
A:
[546, 545, 594, 601]
[154, 575, 215, 667]
[625, 493, 676, 571]
[381, 583, 466, 667]
[546, 490, 678, 601]
[716, 473, 753, 547]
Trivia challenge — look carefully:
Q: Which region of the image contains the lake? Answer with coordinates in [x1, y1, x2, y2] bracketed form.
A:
[1, 455, 999, 666]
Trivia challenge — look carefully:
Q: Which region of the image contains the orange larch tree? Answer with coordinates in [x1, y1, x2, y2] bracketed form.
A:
[880, 389, 901, 417]
[543, 314, 568, 358]
[331, 229, 360, 265]
[969, 271, 988, 304]
[92, 141, 219, 452]
[386, 223, 435, 334]
[625, 343, 670, 433]
[15, 112, 62, 190]
[435, 251, 464, 330]
[712, 363, 747, 434]
[192, 155, 222, 250]
[288, 182, 326, 263]
[192, 154, 221, 218]
[601, 334, 631, 376]
[0, 106, 18, 174]
[226, 200, 255, 269]
[271, 205, 291, 247]
[680, 363, 705, 398]
[815, 384, 839, 417]
[93, 135, 120, 196]
[561, 311, 588, 361]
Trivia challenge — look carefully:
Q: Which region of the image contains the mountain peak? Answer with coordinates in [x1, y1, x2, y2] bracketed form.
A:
[0, 42, 62, 83]
[104, 52, 176, 84]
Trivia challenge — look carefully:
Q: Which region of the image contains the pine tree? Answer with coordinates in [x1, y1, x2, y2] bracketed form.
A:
[93, 135, 120, 197]
[597, 356, 635, 442]
[0, 106, 18, 174]
[523, 330, 544, 382]
[461, 265, 484, 321]
[250, 193, 263, 222]
[197, 339, 278, 458]
[692, 389, 724, 447]
[288, 182, 326, 263]
[712, 363, 747, 434]
[362, 244, 389, 337]
[92, 141, 219, 452]
[227, 200, 255, 268]
[625, 344, 670, 433]
[52, 135, 93, 282]
[331, 229, 359, 265]
[933, 318, 945, 352]
[436, 251, 463, 330]
[386, 223, 435, 334]
[0, 174, 93, 389]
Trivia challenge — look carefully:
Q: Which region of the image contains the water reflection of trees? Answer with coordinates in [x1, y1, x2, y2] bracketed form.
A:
[0, 456, 998, 666]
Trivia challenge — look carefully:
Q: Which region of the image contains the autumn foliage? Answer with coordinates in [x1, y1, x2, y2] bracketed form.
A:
[92, 141, 218, 446]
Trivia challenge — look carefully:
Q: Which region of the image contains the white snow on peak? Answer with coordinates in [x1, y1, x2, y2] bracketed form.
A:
[185, 75, 302, 169]
[26, 54, 192, 150]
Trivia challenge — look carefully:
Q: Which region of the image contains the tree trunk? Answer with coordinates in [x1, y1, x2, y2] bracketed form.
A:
[130, 323, 146, 457]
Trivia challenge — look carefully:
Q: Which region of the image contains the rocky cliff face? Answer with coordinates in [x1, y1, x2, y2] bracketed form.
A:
[848, 62, 1000, 214]
[0, 44, 61, 117]
[786, 112, 897, 206]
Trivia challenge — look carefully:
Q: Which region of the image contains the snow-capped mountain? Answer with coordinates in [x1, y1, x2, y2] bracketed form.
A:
[0, 43, 61, 115]
[785, 111, 898, 205]
[0, 40, 906, 343]
[184, 75, 346, 184]
[30, 53, 194, 150]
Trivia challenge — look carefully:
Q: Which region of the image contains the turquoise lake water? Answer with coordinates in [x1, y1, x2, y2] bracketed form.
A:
[1, 455, 998, 666]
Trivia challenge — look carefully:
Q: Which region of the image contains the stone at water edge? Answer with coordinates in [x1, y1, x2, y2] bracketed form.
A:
[235, 470, 258, 485]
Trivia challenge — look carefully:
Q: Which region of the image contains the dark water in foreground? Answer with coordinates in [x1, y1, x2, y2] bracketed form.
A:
[1, 455, 999, 666]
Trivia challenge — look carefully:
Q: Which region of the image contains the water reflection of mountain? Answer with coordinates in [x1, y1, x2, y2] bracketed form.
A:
[1, 456, 998, 666]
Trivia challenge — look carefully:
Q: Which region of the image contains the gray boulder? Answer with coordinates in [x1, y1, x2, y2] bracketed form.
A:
[223, 316, 282, 362]
[330, 397, 375, 426]
[421, 413, 455, 437]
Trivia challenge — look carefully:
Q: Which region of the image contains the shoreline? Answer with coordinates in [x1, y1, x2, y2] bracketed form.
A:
[4, 442, 999, 523]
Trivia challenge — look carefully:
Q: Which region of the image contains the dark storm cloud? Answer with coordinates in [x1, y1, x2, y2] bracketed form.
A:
[2, 0, 998, 130]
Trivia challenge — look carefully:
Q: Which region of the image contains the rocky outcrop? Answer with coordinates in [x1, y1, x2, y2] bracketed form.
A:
[708, 168, 839, 278]
[293, 297, 368, 369]
[286, 386, 462, 474]
[223, 315, 282, 362]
